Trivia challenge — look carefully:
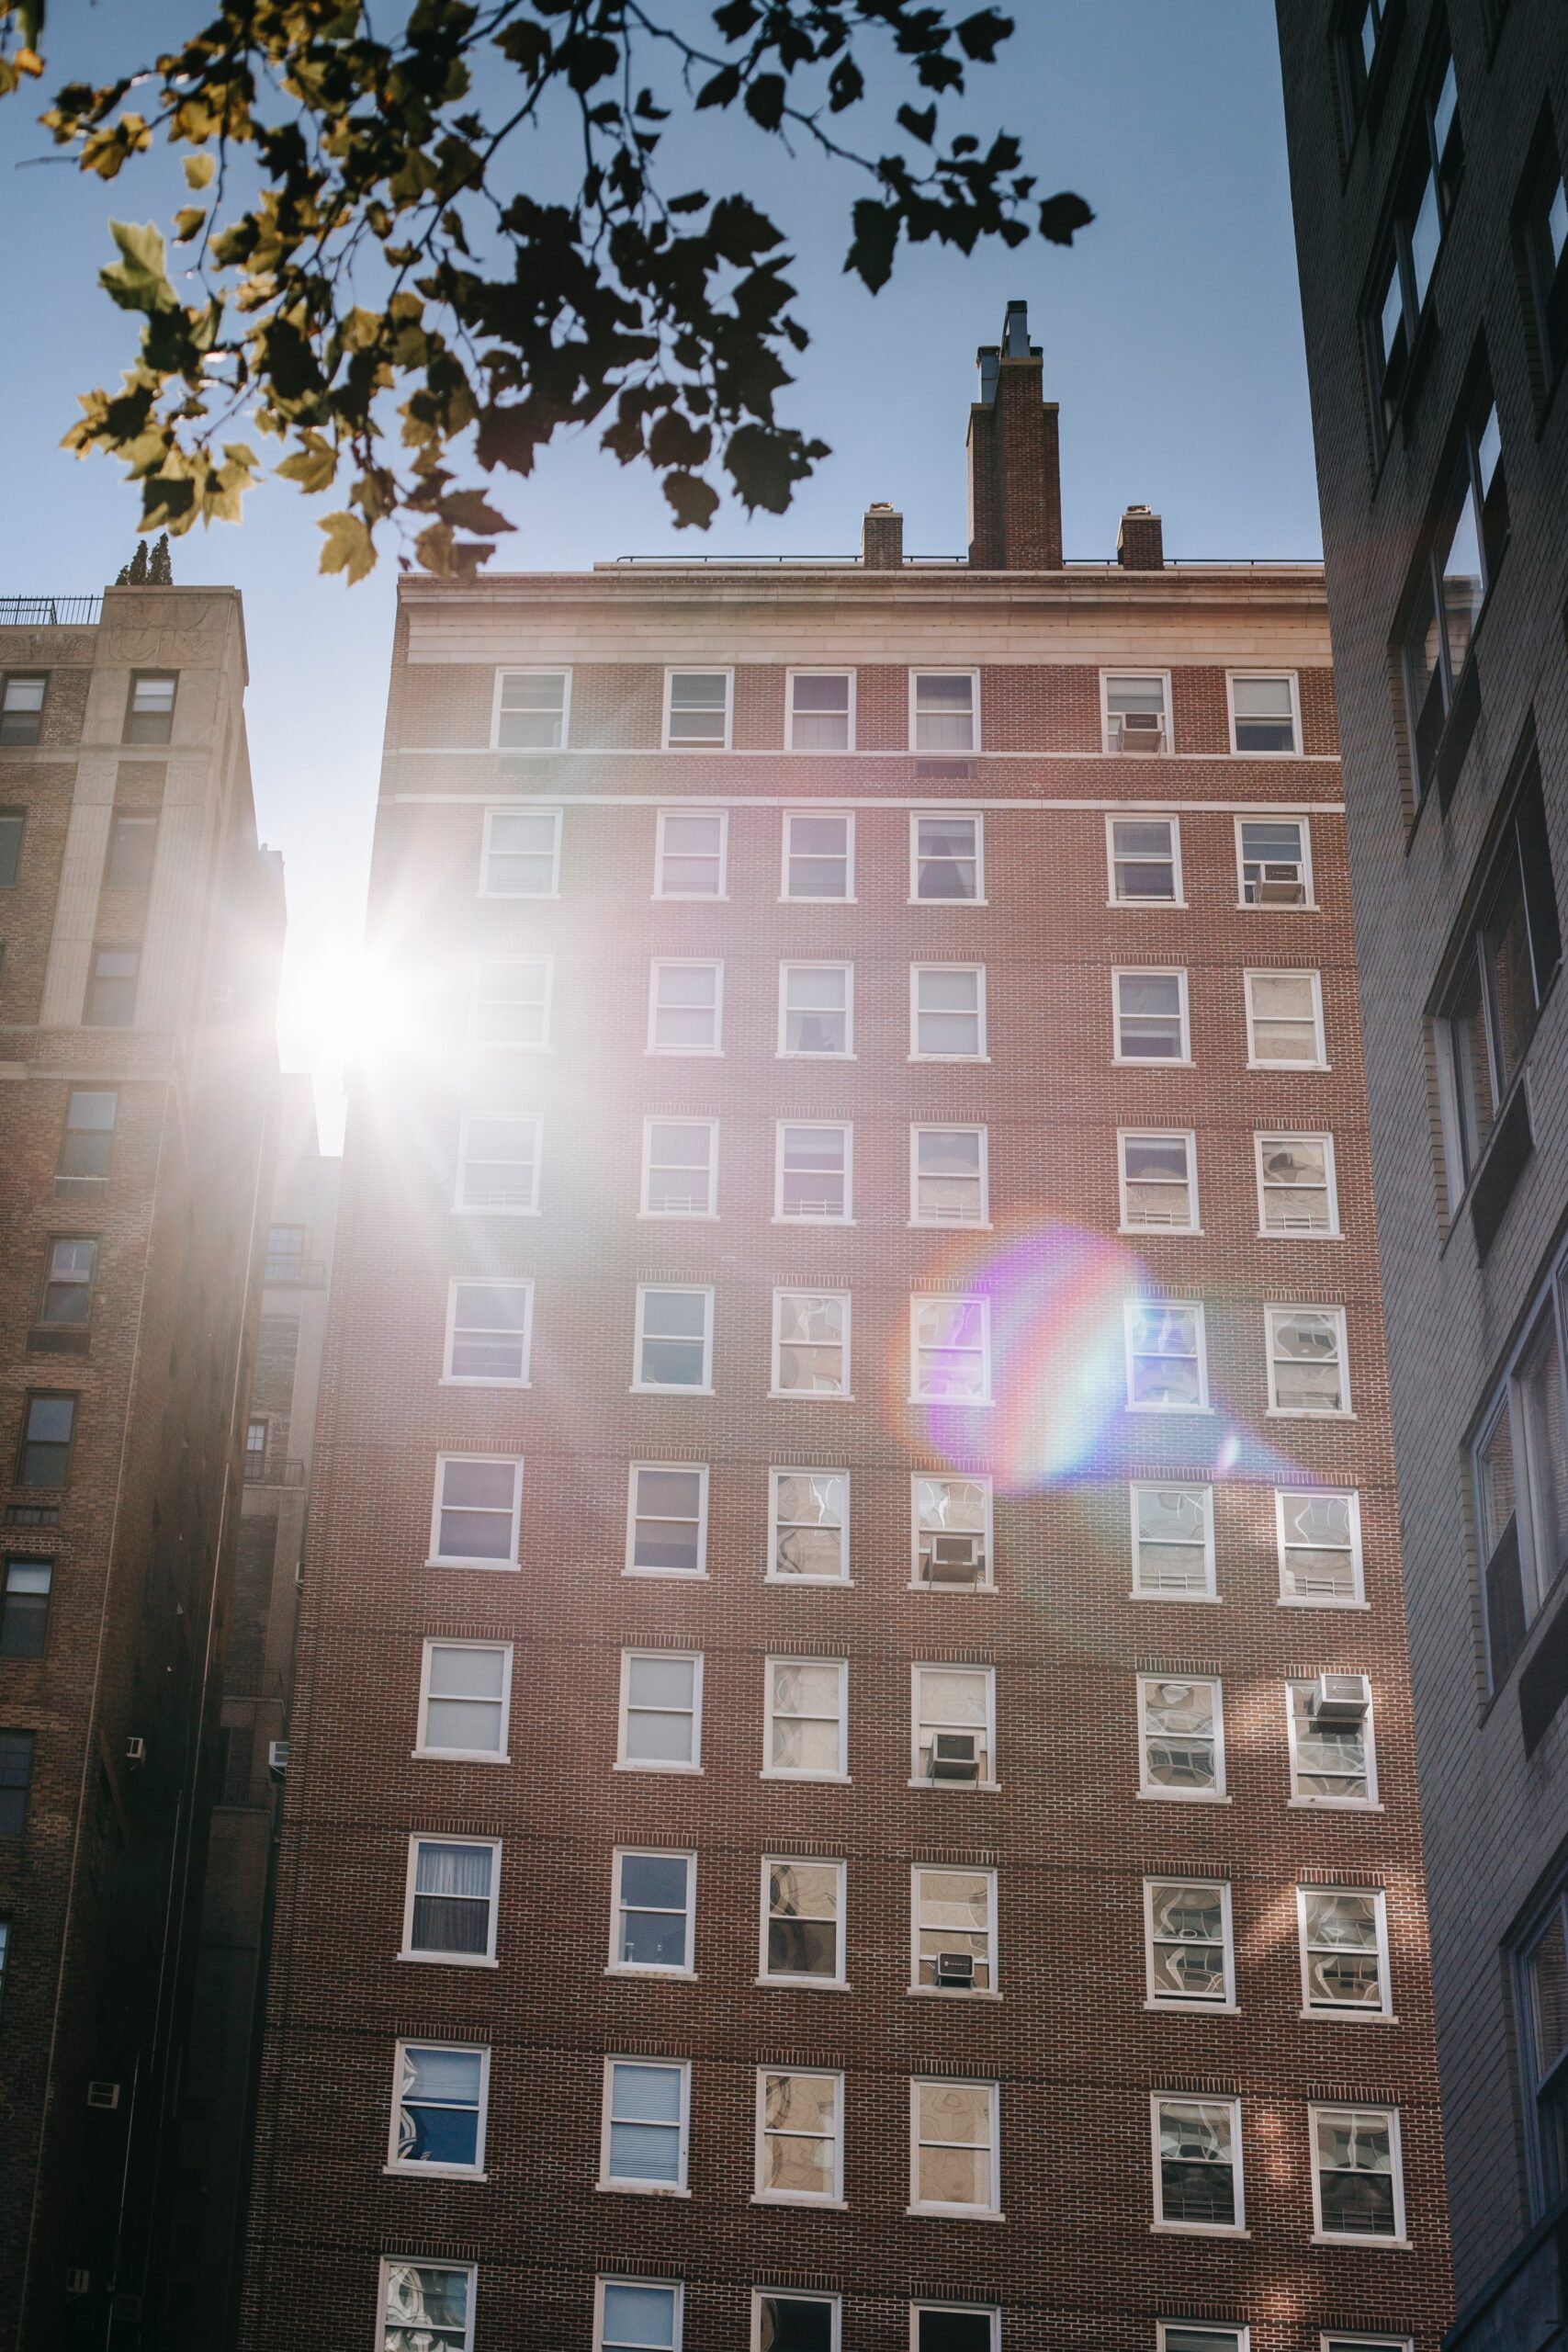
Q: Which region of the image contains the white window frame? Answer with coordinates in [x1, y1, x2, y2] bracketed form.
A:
[470, 955, 553, 1051]
[1317, 2338, 1412, 2352]
[625, 1462, 710, 1580]
[908, 2076, 1001, 2217]
[1150, 2092, 1246, 2234]
[1308, 2103, 1407, 2245]
[762, 1655, 849, 1782]
[491, 665, 570, 752]
[415, 1638, 513, 1763]
[1123, 1299, 1211, 1413]
[1226, 668, 1303, 757]
[1255, 1130, 1340, 1237]
[910, 2310, 999, 2352]
[593, 2276, 685, 2352]
[399, 1835, 501, 1968]
[1158, 2330, 1249, 2352]
[908, 667, 980, 753]
[426, 1453, 524, 1570]
[771, 1288, 852, 1400]
[616, 1648, 704, 1775]
[640, 1117, 719, 1219]
[1296, 1884, 1393, 2019]
[1266, 1303, 1352, 1419]
[752, 2067, 845, 2207]
[758, 1853, 848, 1988]
[654, 806, 728, 899]
[908, 1293, 992, 1405]
[479, 803, 561, 898]
[1137, 1673, 1227, 1802]
[607, 1847, 696, 1977]
[1100, 669, 1173, 754]
[1112, 967, 1190, 1064]
[909, 1125, 990, 1229]
[648, 958, 724, 1056]
[598, 2056, 692, 2195]
[1105, 812, 1184, 906]
[909, 810, 986, 904]
[785, 667, 856, 753]
[909, 1661, 997, 1789]
[1129, 1482, 1217, 1601]
[386, 2040, 491, 2178]
[379, 2260, 479, 2352]
[1118, 1130, 1200, 1235]
[442, 1276, 534, 1388]
[781, 808, 856, 902]
[909, 963, 987, 1060]
[1276, 1487, 1366, 1608]
[1244, 967, 1325, 1068]
[1143, 1878, 1236, 2011]
[777, 960, 854, 1058]
[454, 1112, 542, 1216]
[768, 1468, 850, 1585]
[1235, 812, 1315, 908]
[909, 1471, 994, 1593]
[662, 666, 733, 750]
[1287, 1680, 1379, 1809]
[633, 1283, 715, 1395]
[773, 1121, 853, 1224]
[752, 2291, 842, 2352]
[909, 1861, 998, 1996]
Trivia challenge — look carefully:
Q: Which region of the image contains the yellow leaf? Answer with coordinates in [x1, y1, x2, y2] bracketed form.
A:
[173, 207, 207, 243]
[317, 509, 376, 584]
[184, 152, 216, 190]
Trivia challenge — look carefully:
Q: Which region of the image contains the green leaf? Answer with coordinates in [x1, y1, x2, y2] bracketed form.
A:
[100, 220, 176, 314]
[897, 102, 936, 143]
[743, 74, 785, 131]
[845, 198, 899, 292]
[277, 433, 339, 492]
[1038, 190, 1094, 246]
[317, 509, 376, 583]
[695, 63, 742, 109]
[661, 470, 719, 529]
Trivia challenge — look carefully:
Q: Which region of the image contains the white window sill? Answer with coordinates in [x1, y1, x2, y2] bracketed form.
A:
[596, 2179, 693, 2198]
[646, 1046, 725, 1058]
[439, 1376, 531, 1391]
[1230, 746, 1304, 760]
[1236, 899, 1319, 913]
[1137, 1790, 1231, 1804]
[754, 1975, 852, 1993]
[1310, 2233, 1409, 2250]
[1144, 1999, 1239, 2016]
[908, 897, 988, 909]
[478, 889, 560, 902]
[630, 1385, 715, 1397]
[637, 1212, 719, 1224]
[905, 2205, 1005, 2222]
[1265, 1409, 1356, 1421]
[778, 895, 857, 907]
[750, 2193, 847, 2211]
[769, 1390, 854, 1403]
[1108, 899, 1187, 911]
[452, 1204, 540, 1218]
[907, 1778, 1000, 1792]
[412, 1749, 511, 1766]
[905, 1581, 996, 1596]
[1257, 1228, 1344, 1242]
[1279, 1595, 1370, 1610]
[1130, 1589, 1221, 1603]
[767, 1575, 854, 1589]
[1125, 1403, 1215, 1416]
[1121, 1225, 1202, 1239]
[654, 894, 728, 904]
[760, 1769, 851, 1784]
[907, 1395, 994, 1409]
[604, 1964, 697, 1981]
[398, 1951, 499, 1970]
[909, 1219, 992, 1233]
[624, 1567, 711, 1581]
[1151, 2222, 1249, 2239]
[1288, 1796, 1382, 1812]
[907, 1054, 990, 1065]
[1247, 1059, 1329, 1073]
[384, 2163, 487, 2182]
[424, 1558, 522, 1574]
[1301, 2007, 1398, 2024]
[776, 1050, 857, 1062]
[908, 1985, 1001, 2001]
[772, 1216, 856, 1228]
[663, 740, 733, 753]
[614, 1761, 704, 1777]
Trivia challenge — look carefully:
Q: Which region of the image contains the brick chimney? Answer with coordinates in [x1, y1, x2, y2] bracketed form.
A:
[966, 300, 1062, 571]
[1116, 504, 1165, 571]
[861, 502, 904, 570]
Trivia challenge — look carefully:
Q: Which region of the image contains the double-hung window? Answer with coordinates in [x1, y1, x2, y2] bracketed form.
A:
[909, 2079, 999, 2215]
[764, 1657, 847, 1780]
[1113, 969, 1188, 1060]
[912, 1864, 995, 1994]
[611, 1849, 695, 1973]
[18, 1395, 75, 1487]
[912, 813, 982, 901]
[770, 1470, 848, 1582]
[664, 669, 731, 749]
[125, 672, 176, 744]
[1365, 45, 1463, 445]
[1119, 1133, 1198, 1231]
[1156, 2330, 1247, 2352]
[1474, 1272, 1568, 1685]
[1103, 672, 1170, 753]
[471, 956, 551, 1048]
[0, 1558, 52, 1657]
[400, 1837, 500, 1964]
[1228, 673, 1300, 754]
[1288, 1679, 1377, 1805]
[1125, 1300, 1208, 1411]
[1107, 815, 1180, 902]
[752, 2293, 840, 2351]
[642, 1120, 718, 1217]
[444, 1279, 533, 1385]
[783, 811, 852, 899]
[596, 2278, 682, 2352]
[1152, 2096, 1243, 2233]
[1268, 1305, 1350, 1417]
[761, 1856, 845, 1985]
[773, 1290, 849, 1397]
[389, 2042, 490, 2175]
[1237, 817, 1311, 906]
[1299, 1885, 1391, 2016]
[655, 808, 727, 898]
[416, 1641, 512, 1761]
[493, 668, 569, 750]
[379, 2259, 475, 2352]
[787, 671, 853, 751]
[600, 2059, 690, 2193]
[911, 965, 985, 1058]
[1256, 1132, 1338, 1234]
[1310, 2105, 1406, 2242]
[776, 1124, 851, 1222]
[0, 1733, 34, 1837]
[649, 960, 723, 1053]
[1402, 386, 1509, 795]
[1246, 969, 1325, 1066]
[626, 1464, 708, 1577]
[618, 1651, 702, 1772]
[911, 1664, 994, 1788]
[913, 2306, 998, 2352]
[429, 1455, 524, 1568]
[1145, 1879, 1235, 2008]
[1139, 1676, 1224, 1800]
[1277, 1488, 1364, 1604]
[911, 1126, 988, 1226]
[85, 945, 138, 1027]
[59, 1090, 116, 1180]
[455, 1114, 541, 1213]
[1517, 1883, 1568, 2210]
[1130, 1484, 1215, 1600]
[910, 671, 977, 752]
[910, 1295, 990, 1404]
[755, 2069, 843, 2205]
[1336, 0, 1394, 136]
[634, 1286, 713, 1392]
[0, 674, 44, 747]
[912, 1474, 992, 1591]
[39, 1238, 96, 1328]
[779, 962, 851, 1056]
[480, 806, 560, 895]
[106, 811, 157, 889]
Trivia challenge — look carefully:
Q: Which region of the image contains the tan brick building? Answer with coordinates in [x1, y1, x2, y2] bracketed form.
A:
[0, 584, 281, 2347]
[241, 305, 1451, 2352]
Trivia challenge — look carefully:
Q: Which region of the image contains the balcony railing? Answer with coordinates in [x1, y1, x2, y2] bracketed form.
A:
[0, 594, 103, 628]
[243, 1455, 305, 1488]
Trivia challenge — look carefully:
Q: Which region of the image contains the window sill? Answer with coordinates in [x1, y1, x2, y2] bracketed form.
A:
[1129, 1589, 1221, 1603]
[755, 1975, 852, 1994]
[653, 894, 729, 905]
[751, 2193, 847, 2211]
[1279, 1596, 1370, 1611]
[907, 1396, 993, 1410]
[1236, 900, 1318, 913]
[1121, 1225, 1202, 1239]
[772, 1217, 856, 1229]
[908, 1985, 1001, 2001]
[905, 2205, 1005, 2223]
[1310, 2233, 1409, 2251]
[1145, 2001, 1239, 2017]
[761, 1770, 851, 1785]
[398, 1951, 499, 1969]
[1247, 1060, 1329, 1074]
[1107, 899, 1188, 913]
[1137, 1791, 1231, 1805]
[778, 896, 857, 907]
[909, 1219, 992, 1233]
[1287, 1797, 1382, 1812]
[905, 1581, 996, 1596]
[1126, 1404, 1215, 1416]
[440, 1377, 531, 1390]
[1257, 1229, 1344, 1243]
[451, 1204, 540, 1219]
[908, 898, 988, 909]
[596, 2180, 692, 2198]
[630, 1385, 715, 1398]
[769, 1391, 855, 1404]
[604, 1965, 697, 1981]
[1151, 2222, 1249, 2239]
[637, 1212, 719, 1224]
[384, 2163, 487, 2182]
[477, 890, 560, 902]
[906, 1778, 1000, 1792]
[624, 1567, 710, 1581]
[907, 1055, 990, 1066]
[777, 1051, 857, 1062]
[412, 1749, 511, 1766]
[1113, 1056, 1193, 1069]
[767, 1575, 854, 1589]
[1265, 1409, 1356, 1422]
[646, 1047, 725, 1058]
[1300, 2007, 1398, 2024]
[614, 1761, 704, 1777]
[663, 740, 733, 753]
[423, 1559, 522, 1574]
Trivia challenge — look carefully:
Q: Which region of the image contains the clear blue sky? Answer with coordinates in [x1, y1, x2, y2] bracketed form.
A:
[0, 2, 1316, 1143]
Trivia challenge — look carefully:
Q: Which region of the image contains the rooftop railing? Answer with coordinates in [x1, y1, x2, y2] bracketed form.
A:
[0, 594, 103, 627]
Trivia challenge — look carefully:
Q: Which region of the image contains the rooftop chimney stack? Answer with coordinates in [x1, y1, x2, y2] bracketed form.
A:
[861, 502, 904, 570]
[1117, 504, 1165, 571]
[966, 299, 1062, 571]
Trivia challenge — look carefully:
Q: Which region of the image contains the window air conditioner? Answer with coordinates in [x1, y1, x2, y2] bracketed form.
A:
[1257, 865, 1304, 904]
[1308, 1672, 1371, 1725]
[124, 1736, 145, 1765]
[935, 1951, 976, 1989]
[268, 1740, 289, 1778]
[86, 2081, 120, 2111]
[65, 2271, 91, 2299]
[930, 1730, 980, 1782]
[927, 1535, 985, 1588]
[1117, 711, 1165, 751]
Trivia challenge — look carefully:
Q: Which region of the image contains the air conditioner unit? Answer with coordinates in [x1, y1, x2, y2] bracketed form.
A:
[293, 1565, 305, 1592]
[927, 1535, 985, 1588]
[1118, 711, 1165, 752]
[86, 2081, 120, 2111]
[124, 1736, 145, 1766]
[930, 1730, 980, 1782]
[1257, 865, 1305, 904]
[1308, 1672, 1371, 1724]
[268, 1740, 289, 1778]
[935, 1951, 976, 1989]
[65, 2270, 91, 2299]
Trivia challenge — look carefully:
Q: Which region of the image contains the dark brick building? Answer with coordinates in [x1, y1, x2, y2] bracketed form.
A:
[1276, 4, 1568, 2345]
[0, 584, 282, 2346]
[241, 305, 1450, 2352]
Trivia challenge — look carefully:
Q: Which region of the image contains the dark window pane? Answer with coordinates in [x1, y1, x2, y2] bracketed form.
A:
[106, 814, 157, 890]
[917, 2315, 994, 2352]
[0, 675, 44, 747]
[0, 1560, 51, 1659]
[0, 1733, 35, 1837]
[59, 1091, 117, 1179]
[0, 812, 22, 885]
[758, 2298, 834, 2352]
[19, 1396, 74, 1488]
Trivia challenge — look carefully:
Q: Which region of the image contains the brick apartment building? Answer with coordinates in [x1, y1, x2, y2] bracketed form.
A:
[1276, 5, 1568, 2343]
[240, 304, 1451, 2352]
[0, 584, 282, 2347]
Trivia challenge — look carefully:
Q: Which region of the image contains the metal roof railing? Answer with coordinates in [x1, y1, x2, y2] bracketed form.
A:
[0, 594, 104, 627]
